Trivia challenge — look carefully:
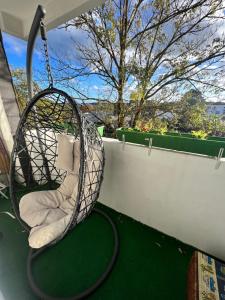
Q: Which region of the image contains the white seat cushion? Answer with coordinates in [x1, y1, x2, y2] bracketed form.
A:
[19, 190, 66, 228]
[19, 139, 103, 248]
[19, 134, 82, 249]
[19, 189, 74, 248]
[28, 213, 72, 249]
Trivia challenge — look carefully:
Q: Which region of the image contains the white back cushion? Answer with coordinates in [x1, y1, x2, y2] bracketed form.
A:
[55, 134, 74, 171]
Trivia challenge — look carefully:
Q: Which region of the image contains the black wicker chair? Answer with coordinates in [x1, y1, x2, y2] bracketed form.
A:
[9, 6, 118, 300]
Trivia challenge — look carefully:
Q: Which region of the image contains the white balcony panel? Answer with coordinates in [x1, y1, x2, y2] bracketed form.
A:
[99, 138, 225, 260]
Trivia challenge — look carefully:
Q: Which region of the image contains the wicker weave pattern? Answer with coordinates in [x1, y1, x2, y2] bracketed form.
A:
[10, 88, 105, 245]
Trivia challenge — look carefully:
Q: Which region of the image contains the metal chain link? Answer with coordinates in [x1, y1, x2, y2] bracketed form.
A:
[40, 20, 54, 88]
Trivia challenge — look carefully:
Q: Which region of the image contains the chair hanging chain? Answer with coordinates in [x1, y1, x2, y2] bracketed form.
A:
[40, 20, 54, 88]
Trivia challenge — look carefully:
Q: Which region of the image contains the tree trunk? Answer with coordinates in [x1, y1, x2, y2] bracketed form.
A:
[132, 97, 145, 127]
[117, 87, 125, 128]
[116, 0, 128, 129]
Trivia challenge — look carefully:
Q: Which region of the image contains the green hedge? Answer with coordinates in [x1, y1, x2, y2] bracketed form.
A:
[116, 129, 225, 157]
[146, 130, 225, 141]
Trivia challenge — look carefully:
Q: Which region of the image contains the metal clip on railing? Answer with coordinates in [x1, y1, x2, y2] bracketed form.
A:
[144, 138, 153, 156]
[122, 134, 125, 150]
[121, 135, 153, 155]
[215, 147, 225, 169]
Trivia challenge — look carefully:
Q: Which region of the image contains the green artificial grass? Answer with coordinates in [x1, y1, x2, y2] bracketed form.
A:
[0, 192, 194, 300]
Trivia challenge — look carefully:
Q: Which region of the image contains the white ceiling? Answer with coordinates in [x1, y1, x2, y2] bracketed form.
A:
[0, 0, 104, 39]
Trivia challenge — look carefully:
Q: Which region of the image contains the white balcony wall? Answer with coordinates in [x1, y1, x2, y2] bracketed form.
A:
[99, 138, 225, 260]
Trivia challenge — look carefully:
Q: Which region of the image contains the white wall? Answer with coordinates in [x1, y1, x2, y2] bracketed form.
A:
[99, 138, 225, 260]
[0, 94, 14, 153]
[0, 36, 20, 154]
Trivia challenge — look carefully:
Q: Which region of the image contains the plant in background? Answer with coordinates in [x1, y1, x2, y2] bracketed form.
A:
[159, 126, 167, 135]
[134, 118, 168, 134]
[12, 68, 40, 112]
[135, 120, 153, 132]
[127, 127, 135, 132]
[152, 118, 168, 135]
[191, 130, 208, 140]
[206, 114, 225, 136]
[174, 101, 225, 137]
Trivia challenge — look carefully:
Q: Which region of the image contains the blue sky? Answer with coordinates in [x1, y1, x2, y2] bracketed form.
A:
[2, 7, 225, 104]
[2, 29, 104, 100]
[2, 33, 27, 68]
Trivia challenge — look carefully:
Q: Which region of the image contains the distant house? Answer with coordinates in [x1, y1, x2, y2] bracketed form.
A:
[206, 102, 225, 117]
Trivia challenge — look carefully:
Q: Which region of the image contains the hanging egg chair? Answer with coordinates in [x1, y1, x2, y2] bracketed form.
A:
[9, 5, 119, 300]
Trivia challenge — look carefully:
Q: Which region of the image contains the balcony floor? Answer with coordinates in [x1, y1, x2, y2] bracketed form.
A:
[0, 194, 194, 299]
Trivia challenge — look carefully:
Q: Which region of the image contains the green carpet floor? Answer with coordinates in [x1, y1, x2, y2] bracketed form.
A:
[0, 194, 194, 300]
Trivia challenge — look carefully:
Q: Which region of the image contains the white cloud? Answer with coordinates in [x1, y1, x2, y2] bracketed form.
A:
[125, 48, 135, 63]
[37, 26, 89, 60]
[2, 32, 26, 56]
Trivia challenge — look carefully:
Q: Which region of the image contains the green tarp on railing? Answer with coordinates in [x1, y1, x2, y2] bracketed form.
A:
[116, 129, 225, 158]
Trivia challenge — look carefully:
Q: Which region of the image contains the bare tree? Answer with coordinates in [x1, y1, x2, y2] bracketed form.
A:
[53, 0, 225, 128]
